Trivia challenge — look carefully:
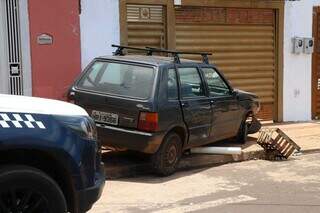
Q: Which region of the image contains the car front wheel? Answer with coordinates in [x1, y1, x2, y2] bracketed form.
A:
[237, 115, 250, 144]
[0, 165, 67, 213]
[152, 132, 182, 176]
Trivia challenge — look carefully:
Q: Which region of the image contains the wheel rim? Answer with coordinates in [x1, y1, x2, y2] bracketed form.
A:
[0, 187, 50, 213]
[166, 143, 178, 165]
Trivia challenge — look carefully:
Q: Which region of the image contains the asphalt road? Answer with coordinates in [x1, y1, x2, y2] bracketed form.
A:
[90, 153, 320, 213]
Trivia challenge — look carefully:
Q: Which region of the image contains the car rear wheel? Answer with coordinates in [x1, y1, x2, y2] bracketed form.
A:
[152, 132, 182, 176]
[0, 165, 67, 213]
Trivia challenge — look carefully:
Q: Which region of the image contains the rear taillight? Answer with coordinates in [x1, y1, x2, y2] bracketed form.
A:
[138, 112, 159, 132]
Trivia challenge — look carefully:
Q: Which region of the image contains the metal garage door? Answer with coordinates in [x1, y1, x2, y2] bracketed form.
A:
[127, 4, 166, 52]
[175, 7, 276, 120]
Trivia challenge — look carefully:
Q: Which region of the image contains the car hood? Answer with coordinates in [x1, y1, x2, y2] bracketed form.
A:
[235, 89, 258, 100]
[0, 94, 88, 116]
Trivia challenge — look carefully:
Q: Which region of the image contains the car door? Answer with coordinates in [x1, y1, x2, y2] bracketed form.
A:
[176, 65, 212, 146]
[200, 66, 243, 141]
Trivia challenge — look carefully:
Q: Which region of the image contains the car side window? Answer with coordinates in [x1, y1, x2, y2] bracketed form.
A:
[178, 67, 205, 98]
[167, 68, 178, 100]
[202, 68, 230, 97]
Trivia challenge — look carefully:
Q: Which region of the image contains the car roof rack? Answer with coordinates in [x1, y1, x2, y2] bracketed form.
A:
[111, 44, 212, 64]
[146, 47, 212, 64]
[112, 44, 153, 56]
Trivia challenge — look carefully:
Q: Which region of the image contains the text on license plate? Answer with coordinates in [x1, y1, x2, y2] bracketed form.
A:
[91, 110, 119, 125]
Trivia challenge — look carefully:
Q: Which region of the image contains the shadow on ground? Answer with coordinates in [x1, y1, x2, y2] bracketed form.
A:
[102, 136, 261, 182]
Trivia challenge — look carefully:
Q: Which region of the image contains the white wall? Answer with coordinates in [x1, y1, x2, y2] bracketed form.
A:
[283, 0, 320, 121]
[20, 0, 32, 96]
[80, 0, 120, 69]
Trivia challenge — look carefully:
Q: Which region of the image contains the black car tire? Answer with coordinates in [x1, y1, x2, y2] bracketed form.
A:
[0, 165, 67, 213]
[152, 132, 182, 176]
[237, 115, 249, 144]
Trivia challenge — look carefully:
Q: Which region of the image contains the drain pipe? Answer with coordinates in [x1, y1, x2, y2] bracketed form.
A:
[191, 147, 242, 155]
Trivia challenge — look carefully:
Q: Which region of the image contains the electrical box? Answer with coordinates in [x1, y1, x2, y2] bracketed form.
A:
[304, 37, 314, 54]
[293, 37, 304, 54]
[174, 0, 182, 5]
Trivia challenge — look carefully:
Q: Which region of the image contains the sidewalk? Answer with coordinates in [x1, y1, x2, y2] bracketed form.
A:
[102, 121, 320, 179]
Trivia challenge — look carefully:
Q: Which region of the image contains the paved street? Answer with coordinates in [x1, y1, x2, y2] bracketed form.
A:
[90, 153, 320, 213]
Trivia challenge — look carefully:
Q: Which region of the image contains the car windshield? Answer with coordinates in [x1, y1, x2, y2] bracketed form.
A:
[77, 61, 155, 99]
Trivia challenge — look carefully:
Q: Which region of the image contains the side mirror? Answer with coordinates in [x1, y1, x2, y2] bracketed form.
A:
[231, 90, 237, 96]
[231, 90, 238, 97]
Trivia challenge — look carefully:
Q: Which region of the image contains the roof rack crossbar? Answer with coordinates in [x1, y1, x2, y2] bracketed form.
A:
[112, 44, 153, 56]
[111, 44, 213, 64]
[145, 47, 212, 64]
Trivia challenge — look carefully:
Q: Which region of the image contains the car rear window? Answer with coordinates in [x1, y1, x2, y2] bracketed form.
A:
[77, 61, 155, 99]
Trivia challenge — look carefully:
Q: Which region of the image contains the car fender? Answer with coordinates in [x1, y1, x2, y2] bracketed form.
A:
[163, 123, 189, 148]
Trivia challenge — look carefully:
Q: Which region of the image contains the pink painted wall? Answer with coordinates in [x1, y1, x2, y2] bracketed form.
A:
[28, 0, 81, 100]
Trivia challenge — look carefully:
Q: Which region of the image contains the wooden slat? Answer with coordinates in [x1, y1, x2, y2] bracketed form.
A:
[258, 128, 301, 159]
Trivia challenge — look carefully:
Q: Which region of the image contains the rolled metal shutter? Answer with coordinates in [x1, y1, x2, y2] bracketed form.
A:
[176, 7, 276, 120]
[127, 4, 166, 52]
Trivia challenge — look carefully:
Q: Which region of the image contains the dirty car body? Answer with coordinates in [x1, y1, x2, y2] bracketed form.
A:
[70, 51, 261, 175]
[70, 54, 260, 156]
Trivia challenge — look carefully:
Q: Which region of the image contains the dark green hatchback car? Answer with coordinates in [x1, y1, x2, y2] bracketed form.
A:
[69, 45, 261, 176]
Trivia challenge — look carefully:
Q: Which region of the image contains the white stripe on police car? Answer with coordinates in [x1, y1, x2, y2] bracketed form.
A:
[0, 113, 46, 129]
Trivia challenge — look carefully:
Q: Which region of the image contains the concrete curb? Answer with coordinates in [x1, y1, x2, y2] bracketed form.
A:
[300, 148, 320, 155]
[177, 150, 266, 171]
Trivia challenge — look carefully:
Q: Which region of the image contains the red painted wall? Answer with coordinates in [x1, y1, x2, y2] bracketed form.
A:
[28, 0, 81, 100]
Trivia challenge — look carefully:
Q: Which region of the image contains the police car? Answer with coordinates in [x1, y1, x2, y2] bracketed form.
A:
[0, 94, 105, 213]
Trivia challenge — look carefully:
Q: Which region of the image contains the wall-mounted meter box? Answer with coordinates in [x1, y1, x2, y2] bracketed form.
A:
[304, 37, 314, 54]
[293, 37, 304, 54]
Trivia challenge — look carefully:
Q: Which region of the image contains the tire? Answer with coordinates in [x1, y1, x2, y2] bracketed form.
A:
[0, 165, 67, 213]
[236, 115, 249, 144]
[152, 132, 182, 176]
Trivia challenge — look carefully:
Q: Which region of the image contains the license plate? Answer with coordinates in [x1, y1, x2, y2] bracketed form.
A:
[92, 110, 119, 126]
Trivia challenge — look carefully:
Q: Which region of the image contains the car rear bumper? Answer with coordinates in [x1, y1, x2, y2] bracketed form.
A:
[76, 163, 105, 212]
[96, 123, 165, 154]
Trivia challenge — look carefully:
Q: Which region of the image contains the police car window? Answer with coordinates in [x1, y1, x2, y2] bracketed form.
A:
[78, 61, 155, 99]
[178, 67, 205, 98]
[202, 68, 230, 97]
[167, 69, 178, 100]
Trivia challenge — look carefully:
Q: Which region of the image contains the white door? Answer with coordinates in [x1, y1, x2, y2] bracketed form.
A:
[0, 0, 9, 94]
[0, 0, 23, 95]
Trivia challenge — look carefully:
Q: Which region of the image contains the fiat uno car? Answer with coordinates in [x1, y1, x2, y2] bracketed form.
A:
[69, 45, 261, 176]
[0, 94, 105, 213]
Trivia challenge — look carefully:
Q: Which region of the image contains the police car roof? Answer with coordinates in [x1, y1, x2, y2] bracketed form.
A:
[0, 94, 88, 116]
